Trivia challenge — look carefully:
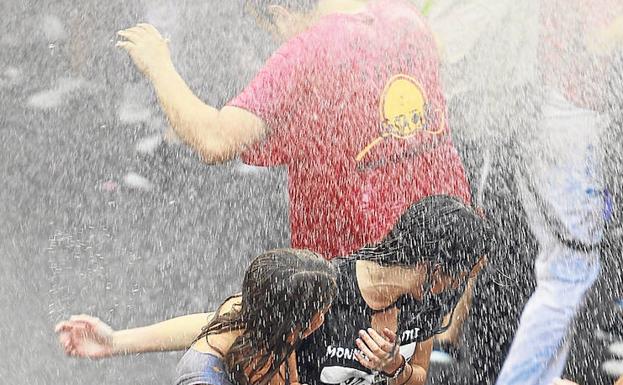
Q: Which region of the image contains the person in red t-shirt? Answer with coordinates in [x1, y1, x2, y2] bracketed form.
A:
[116, 0, 471, 258]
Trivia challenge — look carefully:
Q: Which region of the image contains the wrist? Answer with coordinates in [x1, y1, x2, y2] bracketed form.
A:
[110, 331, 124, 355]
[148, 60, 176, 82]
[394, 362, 413, 385]
[382, 354, 406, 378]
[111, 330, 134, 356]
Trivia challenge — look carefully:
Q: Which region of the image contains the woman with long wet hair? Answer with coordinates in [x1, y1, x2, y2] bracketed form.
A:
[56, 249, 337, 385]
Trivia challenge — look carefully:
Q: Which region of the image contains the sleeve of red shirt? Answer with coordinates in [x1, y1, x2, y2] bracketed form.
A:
[227, 37, 307, 166]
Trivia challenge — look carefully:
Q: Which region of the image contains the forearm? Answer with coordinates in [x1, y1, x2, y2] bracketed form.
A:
[148, 64, 233, 163]
[399, 339, 432, 385]
[390, 362, 427, 385]
[438, 277, 475, 342]
[112, 312, 212, 355]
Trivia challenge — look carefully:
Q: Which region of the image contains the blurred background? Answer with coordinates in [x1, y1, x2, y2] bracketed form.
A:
[1, 1, 623, 385]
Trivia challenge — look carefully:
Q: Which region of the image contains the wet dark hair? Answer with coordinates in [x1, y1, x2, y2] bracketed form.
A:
[354, 195, 492, 340]
[195, 249, 337, 385]
[355, 195, 491, 278]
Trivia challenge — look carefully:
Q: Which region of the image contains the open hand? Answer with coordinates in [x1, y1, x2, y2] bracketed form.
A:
[54, 314, 115, 359]
[354, 328, 404, 375]
[116, 23, 173, 79]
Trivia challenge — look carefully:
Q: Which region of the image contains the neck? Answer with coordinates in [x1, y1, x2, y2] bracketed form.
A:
[191, 296, 243, 356]
[192, 329, 242, 356]
[316, 0, 369, 16]
[355, 260, 427, 311]
[278, 0, 368, 41]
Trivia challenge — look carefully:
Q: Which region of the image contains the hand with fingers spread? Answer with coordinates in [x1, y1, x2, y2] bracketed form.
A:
[354, 328, 405, 376]
[54, 314, 115, 359]
[116, 23, 173, 79]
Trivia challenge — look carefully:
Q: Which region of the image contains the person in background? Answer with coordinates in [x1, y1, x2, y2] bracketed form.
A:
[426, 1, 623, 384]
[416, 0, 539, 370]
[114, 0, 471, 259]
[495, 3, 623, 384]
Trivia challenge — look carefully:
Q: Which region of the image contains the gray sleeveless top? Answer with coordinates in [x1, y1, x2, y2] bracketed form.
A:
[174, 349, 234, 385]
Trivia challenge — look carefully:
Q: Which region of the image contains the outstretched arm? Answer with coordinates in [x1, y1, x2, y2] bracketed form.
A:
[55, 313, 212, 358]
[116, 24, 267, 164]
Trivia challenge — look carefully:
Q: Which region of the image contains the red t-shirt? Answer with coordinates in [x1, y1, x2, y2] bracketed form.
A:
[229, 0, 471, 257]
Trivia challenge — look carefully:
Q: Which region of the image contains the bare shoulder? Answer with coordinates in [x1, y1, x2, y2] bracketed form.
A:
[192, 295, 243, 355]
[219, 294, 243, 315]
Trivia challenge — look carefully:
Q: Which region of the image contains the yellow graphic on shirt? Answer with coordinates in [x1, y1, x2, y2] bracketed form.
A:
[355, 75, 445, 162]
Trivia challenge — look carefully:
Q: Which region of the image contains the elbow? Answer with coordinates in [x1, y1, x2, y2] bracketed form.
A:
[187, 119, 240, 164]
[195, 133, 239, 165]
[178, 108, 255, 165]
[198, 145, 236, 164]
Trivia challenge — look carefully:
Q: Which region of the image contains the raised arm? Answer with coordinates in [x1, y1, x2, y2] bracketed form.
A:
[116, 24, 266, 164]
[55, 313, 212, 358]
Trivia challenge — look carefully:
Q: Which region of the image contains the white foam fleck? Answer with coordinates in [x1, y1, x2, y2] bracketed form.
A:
[123, 172, 154, 191]
[136, 135, 163, 155]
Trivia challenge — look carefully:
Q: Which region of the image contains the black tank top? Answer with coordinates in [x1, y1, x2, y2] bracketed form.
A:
[296, 258, 462, 385]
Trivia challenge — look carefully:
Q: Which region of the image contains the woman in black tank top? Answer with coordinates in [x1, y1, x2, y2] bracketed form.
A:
[296, 195, 491, 385]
